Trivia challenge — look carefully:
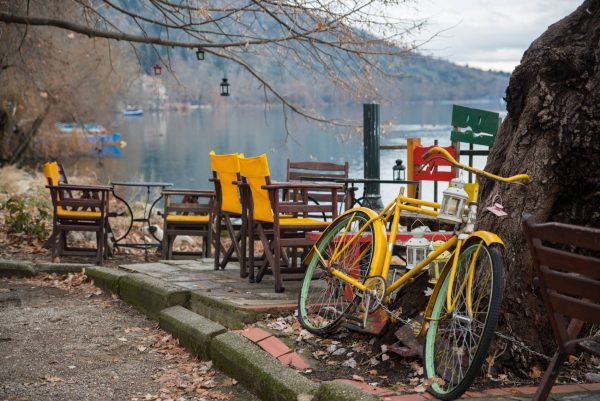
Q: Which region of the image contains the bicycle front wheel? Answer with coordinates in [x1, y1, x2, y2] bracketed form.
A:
[423, 242, 503, 400]
[298, 210, 382, 336]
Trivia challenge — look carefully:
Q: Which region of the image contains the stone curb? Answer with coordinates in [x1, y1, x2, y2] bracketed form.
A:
[0, 259, 90, 277]
[159, 305, 226, 360]
[315, 381, 379, 401]
[0, 259, 36, 277]
[118, 273, 190, 320]
[210, 331, 318, 401]
[85, 266, 128, 294]
[189, 290, 263, 329]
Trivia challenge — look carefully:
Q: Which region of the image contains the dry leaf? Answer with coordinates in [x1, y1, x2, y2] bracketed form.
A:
[352, 375, 365, 382]
[414, 384, 427, 393]
[529, 365, 542, 379]
[137, 346, 147, 352]
[118, 337, 128, 342]
[368, 369, 378, 376]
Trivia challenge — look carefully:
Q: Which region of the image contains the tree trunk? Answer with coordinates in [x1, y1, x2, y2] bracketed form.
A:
[477, 0, 600, 371]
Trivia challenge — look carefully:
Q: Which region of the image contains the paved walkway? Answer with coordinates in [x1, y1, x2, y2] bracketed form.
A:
[120, 258, 301, 312]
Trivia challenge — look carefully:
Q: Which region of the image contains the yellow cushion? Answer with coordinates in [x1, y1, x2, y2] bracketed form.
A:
[209, 151, 243, 215]
[57, 210, 101, 219]
[166, 215, 210, 223]
[279, 218, 329, 227]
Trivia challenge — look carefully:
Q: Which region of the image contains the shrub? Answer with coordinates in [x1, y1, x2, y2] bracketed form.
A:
[1, 196, 50, 240]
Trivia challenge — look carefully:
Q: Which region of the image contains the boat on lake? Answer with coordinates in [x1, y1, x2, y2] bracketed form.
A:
[55, 122, 126, 155]
[122, 106, 144, 116]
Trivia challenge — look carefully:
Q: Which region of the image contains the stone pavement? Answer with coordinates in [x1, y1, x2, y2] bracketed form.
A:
[119, 258, 300, 312]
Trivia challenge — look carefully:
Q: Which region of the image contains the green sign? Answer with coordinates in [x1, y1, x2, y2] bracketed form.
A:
[450, 105, 500, 146]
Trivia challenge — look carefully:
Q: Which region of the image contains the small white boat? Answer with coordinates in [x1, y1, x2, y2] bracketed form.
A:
[122, 107, 144, 116]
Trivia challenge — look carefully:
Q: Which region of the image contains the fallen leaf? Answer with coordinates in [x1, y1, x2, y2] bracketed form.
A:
[137, 346, 147, 352]
[529, 365, 542, 379]
[368, 369, 378, 376]
[352, 375, 365, 382]
[118, 337, 128, 342]
[381, 353, 389, 361]
[414, 384, 427, 393]
[67, 365, 76, 369]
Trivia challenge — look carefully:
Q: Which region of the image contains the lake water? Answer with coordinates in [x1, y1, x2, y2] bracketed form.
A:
[65, 100, 505, 205]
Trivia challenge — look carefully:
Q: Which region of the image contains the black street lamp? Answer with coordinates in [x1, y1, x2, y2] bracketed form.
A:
[195, 49, 205, 61]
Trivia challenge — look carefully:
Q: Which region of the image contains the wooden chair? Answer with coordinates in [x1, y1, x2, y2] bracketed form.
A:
[209, 151, 247, 276]
[522, 214, 600, 401]
[42, 161, 111, 265]
[161, 189, 214, 260]
[240, 154, 343, 292]
[286, 159, 352, 216]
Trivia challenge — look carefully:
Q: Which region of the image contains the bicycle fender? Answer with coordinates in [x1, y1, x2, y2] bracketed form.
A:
[418, 233, 502, 337]
[302, 207, 386, 269]
[466, 231, 504, 247]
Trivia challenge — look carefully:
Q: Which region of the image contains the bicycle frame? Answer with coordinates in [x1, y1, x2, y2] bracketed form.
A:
[317, 188, 477, 315]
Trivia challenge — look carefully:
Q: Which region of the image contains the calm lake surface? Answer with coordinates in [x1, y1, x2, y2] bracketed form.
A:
[65, 100, 505, 204]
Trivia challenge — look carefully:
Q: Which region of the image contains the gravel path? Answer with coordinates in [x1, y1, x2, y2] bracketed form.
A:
[0, 275, 256, 401]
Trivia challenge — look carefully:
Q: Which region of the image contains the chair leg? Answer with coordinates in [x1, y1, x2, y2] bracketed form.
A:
[97, 228, 104, 266]
[161, 231, 169, 260]
[206, 224, 212, 258]
[240, 214, 247, 279]
[214, 213, 222, 270]
[167, 235, 174, 260]
[273, 235, 284, 293]
[532, 351, 566, 401]
[249, 220, 258, 283]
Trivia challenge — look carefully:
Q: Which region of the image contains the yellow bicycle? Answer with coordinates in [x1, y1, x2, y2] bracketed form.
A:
[297, 146, 529, 400]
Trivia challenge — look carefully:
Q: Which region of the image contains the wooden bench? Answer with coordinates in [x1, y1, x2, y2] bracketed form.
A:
[522, 214, 600, 401]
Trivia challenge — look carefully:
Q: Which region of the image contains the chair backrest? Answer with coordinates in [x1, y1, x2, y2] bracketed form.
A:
[522, 214, 600, 340]
[239, 154, 274, 223]
[209, 151, 243, 215]
[42, 161, 69, 209]
[286, 160, 348, 182]
[287, 160, 348, 208]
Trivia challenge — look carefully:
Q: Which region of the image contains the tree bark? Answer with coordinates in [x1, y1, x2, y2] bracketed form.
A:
[477, 0, 600, 370]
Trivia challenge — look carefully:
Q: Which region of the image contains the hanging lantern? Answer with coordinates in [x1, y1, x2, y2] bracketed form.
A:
[393, 159, 406, 181]
[153, 64, 162, 76]
[405, 230, 430, 270]
[438, 177, 469, 225]
[428, 240, 451, 284]
[195, 48, 205, 61]
[220, 78, 230, 96]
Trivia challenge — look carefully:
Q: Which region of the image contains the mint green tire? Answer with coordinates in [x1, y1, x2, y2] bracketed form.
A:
[423, 242, 503, 400]
[297, 211, 379, 336]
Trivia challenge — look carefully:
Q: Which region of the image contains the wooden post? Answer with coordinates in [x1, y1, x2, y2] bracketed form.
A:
[406, 138, 421, 199]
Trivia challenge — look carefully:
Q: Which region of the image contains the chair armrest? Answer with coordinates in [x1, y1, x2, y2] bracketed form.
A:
[162, 189, 215, 198]
[262, 182, 343, 190]
[47, 183, 112, 191]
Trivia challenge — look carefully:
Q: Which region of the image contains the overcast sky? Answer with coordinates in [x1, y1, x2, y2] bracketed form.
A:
[396, 0, 581, 72]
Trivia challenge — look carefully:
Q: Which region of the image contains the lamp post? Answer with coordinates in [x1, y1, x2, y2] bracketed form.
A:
[153, 64, 162, 76]
[195, 49, 205, 61]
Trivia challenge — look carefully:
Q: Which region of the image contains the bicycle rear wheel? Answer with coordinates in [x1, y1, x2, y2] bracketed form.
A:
[297, 210, 381, 335]
[423, 242, 503, 400]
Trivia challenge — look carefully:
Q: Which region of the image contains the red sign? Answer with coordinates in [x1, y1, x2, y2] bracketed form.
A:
[413, 145, 457, 182]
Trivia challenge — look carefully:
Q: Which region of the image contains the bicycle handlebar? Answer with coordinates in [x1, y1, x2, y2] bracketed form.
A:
[423, 146, 530, 184]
